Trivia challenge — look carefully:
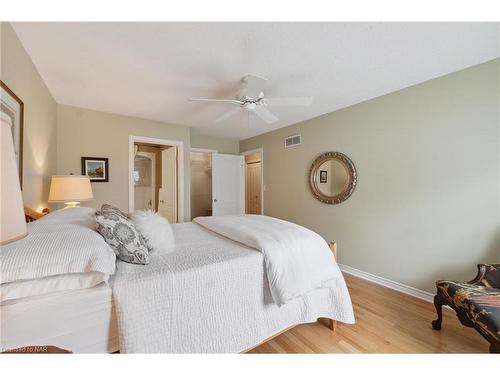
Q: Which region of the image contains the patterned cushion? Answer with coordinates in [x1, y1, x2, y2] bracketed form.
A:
[101, 203, 130, 218]
[437, 280, 500, 342]
[95, 205, 150, 265]
[480, 265, 500, 289]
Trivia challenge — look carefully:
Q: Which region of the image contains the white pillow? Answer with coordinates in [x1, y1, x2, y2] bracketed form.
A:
[0, 271, 108, 303]
[131, 210, 175, 255]
[37, 206, 97, 229]
[1, 209, 116, 284]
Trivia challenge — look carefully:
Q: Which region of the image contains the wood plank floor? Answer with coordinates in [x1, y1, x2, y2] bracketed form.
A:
[249, 273, 489, 353]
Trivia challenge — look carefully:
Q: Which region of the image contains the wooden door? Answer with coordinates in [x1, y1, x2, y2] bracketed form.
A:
[158, 147, 178, 223]
[245, 161, 261, 214]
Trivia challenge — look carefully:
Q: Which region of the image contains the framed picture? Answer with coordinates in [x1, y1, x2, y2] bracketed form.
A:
[1, 81, 24, 188]
[81, 157, 109, 182]
[319, 170, 328, 183]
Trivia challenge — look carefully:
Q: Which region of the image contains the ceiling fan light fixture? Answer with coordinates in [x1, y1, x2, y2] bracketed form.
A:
[189, 74, 313, 125]
[244, 102, 257, 110]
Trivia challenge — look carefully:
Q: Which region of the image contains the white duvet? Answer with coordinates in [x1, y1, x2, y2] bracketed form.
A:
[194, 215, 340, 305]
[112, 217, 355, 353]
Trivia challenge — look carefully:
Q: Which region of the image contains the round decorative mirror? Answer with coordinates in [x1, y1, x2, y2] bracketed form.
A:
[309, 152, 357, 204]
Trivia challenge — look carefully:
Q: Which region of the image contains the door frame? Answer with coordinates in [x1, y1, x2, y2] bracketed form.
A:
[128, 135, 184, 222]
[241, 148, 264, 214]
[190, 147, 218, 154]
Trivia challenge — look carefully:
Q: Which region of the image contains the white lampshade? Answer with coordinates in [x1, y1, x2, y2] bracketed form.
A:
[48, 175, 94, 208]
[0, 115, 27, 245]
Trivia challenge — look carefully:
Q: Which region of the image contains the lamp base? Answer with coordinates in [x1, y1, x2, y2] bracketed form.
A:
[64, 202, 81, 208]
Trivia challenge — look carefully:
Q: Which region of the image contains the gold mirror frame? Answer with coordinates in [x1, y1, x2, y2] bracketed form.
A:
[309, 151, 357, 204]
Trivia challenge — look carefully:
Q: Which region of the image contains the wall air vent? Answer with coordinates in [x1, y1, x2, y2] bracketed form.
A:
[284, 134, 302, 149]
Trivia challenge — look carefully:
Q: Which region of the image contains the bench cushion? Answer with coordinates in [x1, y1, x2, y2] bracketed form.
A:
[436, 280, 500, 342]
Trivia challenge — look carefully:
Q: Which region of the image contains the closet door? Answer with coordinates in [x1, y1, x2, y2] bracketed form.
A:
[212, 154, 244, 216]
[245, 161, 261, 214]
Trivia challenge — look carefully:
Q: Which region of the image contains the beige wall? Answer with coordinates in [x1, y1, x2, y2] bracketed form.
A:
[57, 104, 192, 219]
[190, 131, 239, 154]
[1, 22, 57, 211]
[241, 59, 500, 293]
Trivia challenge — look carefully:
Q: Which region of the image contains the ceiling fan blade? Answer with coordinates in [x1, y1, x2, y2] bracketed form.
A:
[264, 97, 313, 106]
[214, 107, 241, 123]
[241, 75, 268, 98]
[189, 98, 243, 104]
[253, 106, 278, 124]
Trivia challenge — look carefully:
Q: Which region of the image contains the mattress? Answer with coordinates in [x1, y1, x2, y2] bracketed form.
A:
[0, 283, 118, 353]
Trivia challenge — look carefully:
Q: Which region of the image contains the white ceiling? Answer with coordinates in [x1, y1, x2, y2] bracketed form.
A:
[12, 22, 500, 140]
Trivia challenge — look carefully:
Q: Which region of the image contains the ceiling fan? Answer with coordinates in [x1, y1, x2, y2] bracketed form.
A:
[189, 75, 313, 124]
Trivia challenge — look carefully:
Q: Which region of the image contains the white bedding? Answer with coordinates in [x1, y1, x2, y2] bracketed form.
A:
[0, 271, 109, 302]
[112, 222, 354, 353]
[1, 283, 118, 353]
[194, 215, 341, 304]
[1, 207, 116, 284]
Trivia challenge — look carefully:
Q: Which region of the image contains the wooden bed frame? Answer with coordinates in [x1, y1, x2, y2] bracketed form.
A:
[241, 241, 339, 353]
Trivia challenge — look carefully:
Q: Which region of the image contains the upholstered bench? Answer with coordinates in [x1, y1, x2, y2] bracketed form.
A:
[432, 264, 500, 353]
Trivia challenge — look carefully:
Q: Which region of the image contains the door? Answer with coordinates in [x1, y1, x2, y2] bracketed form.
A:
[245, 161, 261, 214]
[134, 152, 155, 211]
[212, 153, 244, 216]
[158, 147, 178, 223]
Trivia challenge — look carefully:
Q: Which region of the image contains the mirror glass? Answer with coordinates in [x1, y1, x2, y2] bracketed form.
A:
[309, 151, 357, 205]
[315, 159, 349, 196]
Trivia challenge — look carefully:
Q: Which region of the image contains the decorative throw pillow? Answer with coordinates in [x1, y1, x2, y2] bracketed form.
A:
[95, 208, 150, 265]
[131, 210, 175, 255]
[100, 203, 130, 218]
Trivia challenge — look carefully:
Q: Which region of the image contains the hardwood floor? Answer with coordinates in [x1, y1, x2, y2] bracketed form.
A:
[248, 273, 489, 353]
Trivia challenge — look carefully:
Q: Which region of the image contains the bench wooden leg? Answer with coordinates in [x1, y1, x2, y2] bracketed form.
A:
[490, 342, 500, 354]
[432, 294, 446, 330]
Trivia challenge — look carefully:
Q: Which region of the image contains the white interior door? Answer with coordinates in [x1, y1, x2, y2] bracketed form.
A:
[212, 153, 244, 216]
[158, 147, 178, 223]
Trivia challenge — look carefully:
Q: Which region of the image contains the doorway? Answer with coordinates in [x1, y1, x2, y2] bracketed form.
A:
[243, 149, 263, 215]
[190, 150, 214, 219]
[128, 136, 184, 223]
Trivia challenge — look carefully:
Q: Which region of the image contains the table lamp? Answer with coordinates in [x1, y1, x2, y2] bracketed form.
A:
[0, 115, 27, 245]
[48, 175, 94, 208]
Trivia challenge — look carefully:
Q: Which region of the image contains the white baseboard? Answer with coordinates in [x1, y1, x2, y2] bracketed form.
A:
[338, 263, 435, 304]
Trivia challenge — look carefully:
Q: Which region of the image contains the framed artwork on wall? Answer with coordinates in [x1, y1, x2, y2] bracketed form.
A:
[81, 157, 109, 182]
[1, 80, 24, 188]
[319, 170, 328, 183]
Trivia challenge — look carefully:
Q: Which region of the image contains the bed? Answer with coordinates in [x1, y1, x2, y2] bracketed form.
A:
[1, 208, 354, 353]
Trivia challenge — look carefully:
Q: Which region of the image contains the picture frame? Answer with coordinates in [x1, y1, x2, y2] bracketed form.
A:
[81, 157, 109, 182]
[319, 170, 328, 183]
[1, 80, 24, 188]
